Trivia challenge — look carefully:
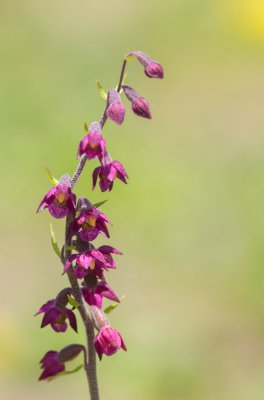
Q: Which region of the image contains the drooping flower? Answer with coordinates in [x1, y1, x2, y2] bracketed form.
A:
[127, 50, 164, 79]
[70, 206, 110, 242]
[106, 88, 126, 125]
[64, 249, 110, 279]
[94, 326, 127, 360]
[39, 345, 85, 381]
[92, 160, 128, 192]
[77, 121, 106, 160]
[122, 85, 152, 119]
[37, 174, 76, 219]
[82, 273, 119, 308]
[35, 297, 77, 333]
[39, 351, 65, 380]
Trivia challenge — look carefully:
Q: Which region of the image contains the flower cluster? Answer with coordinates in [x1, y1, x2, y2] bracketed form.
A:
[36, 50, 163, 383]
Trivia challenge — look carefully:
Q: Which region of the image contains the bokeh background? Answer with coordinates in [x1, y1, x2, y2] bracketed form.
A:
[1, 0, 264, 399]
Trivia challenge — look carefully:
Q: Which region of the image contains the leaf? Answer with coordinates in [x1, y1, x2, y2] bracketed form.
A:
[84, 122, 88, 132]
[44, 166, 59, 185]
[50, 223, 61, 258]
[104, 295, 125, 314]
[64, 245, 77, 252]
[67, 294, 81, 308]
[47, 365, 83, 381]
[96, 80, 107, 101]
[93, 199, 108, 208]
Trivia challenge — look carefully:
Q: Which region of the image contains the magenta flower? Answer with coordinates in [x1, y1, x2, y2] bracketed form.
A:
[64, 249, 110, 279]
[122, 85, 152, 119]
[128, 50, 164, 79]
[70, 206, 110, 242]
[106, 88, 126, 125]
[37, 174, 76, 219]
[82, 274, 119, 308]
[77, 122, 106, 160]
[35, 299, 77, 333]
[94, 326, 127, 360]
[97, 245, 122, 269]
[92, 160, 128, 192]
[39, 351, 65, 380]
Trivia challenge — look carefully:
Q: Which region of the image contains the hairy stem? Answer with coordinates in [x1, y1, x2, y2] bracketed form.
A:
[64, 57, 128, 400]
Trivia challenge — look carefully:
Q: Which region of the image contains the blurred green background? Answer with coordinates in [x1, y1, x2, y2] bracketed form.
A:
[1, 0, 264, 399]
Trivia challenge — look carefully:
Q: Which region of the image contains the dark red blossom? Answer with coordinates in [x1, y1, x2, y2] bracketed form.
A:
[82, 273, 119, 308]
[94, 326, 127, 360]
[70, 206, 110, 242]
[35, 299, 77, 333]
[64, 249, 110, 279]
[39, 351, 65, 380]
[92, 160, 128, 192]
[37, 174, 76, 219]
[77, 121, 106, 160]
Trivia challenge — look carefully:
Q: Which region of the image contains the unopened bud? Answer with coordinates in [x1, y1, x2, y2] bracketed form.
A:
[77, 196, 93, 213]
[127, 50, 164, 79]
[122, 85, 152, 119]
[58, 344, 84, 363]
[106, 89, 126, 125]
[55, 287, 72, 308]
[91, 305, 109, 331]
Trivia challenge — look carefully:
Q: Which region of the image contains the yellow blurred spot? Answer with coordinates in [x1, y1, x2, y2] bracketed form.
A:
[90, 259, 95, 270]
[86, 215, 96, 227]
[57, 192, 66, 203]
[0, 316, 24, 375]
[226, 0, 264, 41]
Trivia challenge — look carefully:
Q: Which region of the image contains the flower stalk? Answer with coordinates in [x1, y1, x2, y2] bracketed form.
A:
[36, 50, 163, 400]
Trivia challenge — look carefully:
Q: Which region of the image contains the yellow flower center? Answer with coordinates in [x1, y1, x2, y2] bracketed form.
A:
[90, 259, 95, 270]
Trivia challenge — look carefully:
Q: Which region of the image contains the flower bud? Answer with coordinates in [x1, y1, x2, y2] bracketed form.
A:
[106, 88, 126, 125]
[127, 50, 164, 79]
[132, 97, 152, 119]
[122, 85, 152, 119]
[144, 60, 164, 79]
[55, 287, 72, 308]
[58, 344, 84, 363]
[90, 305, 109, 331]
[77, 196, 93, 213]
[75, 235, 93, 252]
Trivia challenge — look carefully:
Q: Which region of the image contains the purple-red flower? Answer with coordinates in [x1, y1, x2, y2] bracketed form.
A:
[127, 50, 164, 79]
[39, 345, 85, 381]
[64, 249, 110, 279]
[106, 88, 126, 125]
[39, 351, 65, 380]
[92, 160, 128, 192]
[82, 273, 119, 308]
[122, 85, 152, 119]
[94, 326, 127, 360]
[77, 122, 106, 160]
[97, 245, 122, 269]
[35, 299, 77, 333]
[37, 174, 76, 219]
[70, 206, 110, 242]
